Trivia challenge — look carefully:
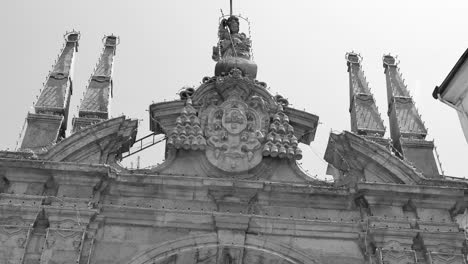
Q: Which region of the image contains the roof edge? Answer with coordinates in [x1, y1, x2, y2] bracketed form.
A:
[433, 48, 468, 99]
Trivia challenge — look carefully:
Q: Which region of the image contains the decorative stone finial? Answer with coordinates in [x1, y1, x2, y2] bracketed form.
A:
[103, 34, 119, 47]
[64, 31, 80, 43]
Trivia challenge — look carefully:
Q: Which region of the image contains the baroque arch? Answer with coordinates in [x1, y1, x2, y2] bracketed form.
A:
[126, 233, 319, 264]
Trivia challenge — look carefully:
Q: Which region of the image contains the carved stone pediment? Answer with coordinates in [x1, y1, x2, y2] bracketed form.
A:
[150, 69, 318, 178]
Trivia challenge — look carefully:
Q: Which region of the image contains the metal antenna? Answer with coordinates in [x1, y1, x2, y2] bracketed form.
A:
[230, 0, 233, 16]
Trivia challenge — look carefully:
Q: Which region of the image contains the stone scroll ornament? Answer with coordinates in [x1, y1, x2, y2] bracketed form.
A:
[203, 94, 267, 172]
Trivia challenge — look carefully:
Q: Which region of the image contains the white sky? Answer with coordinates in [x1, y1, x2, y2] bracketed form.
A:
[0, 0, 467, 178]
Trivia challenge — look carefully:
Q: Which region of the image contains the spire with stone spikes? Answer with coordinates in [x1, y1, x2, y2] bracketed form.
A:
[346, 52, 388, 146]
[21, 31, 80, 149]
[72, 35, 119, 132]
[382, 54, 440, 178]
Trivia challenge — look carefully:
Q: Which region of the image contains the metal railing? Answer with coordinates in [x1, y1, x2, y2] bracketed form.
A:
[121, 133, 166, 159]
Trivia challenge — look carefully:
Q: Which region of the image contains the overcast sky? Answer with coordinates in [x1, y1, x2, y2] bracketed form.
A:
[1, 0, 467, 178]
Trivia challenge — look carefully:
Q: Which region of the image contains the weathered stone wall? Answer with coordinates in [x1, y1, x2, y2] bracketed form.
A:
[0, 156, 466, 264]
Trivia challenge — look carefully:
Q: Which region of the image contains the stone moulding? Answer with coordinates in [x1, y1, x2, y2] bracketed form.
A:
[132, 148, 324, 183]
[283, 106, 319, 145]
[0, 157, 109, 173]
[126, 233, 320, 264]
[100, 206, 360, 237]
[324, 131, 424, 185]
[149, 100, 185, 134]
[41, 116, 137, 163]
[112, 173, 347, 196]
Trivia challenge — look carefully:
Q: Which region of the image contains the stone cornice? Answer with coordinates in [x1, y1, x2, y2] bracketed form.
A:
[0, 157, 108, 174]
[113, 173, 349, 196]
[283, 106, 319, 144]
[0, 151, 38, 160]
[400, 137, 435, 148]
[357, 182, 465, 197]
[149, 100, 185, 134]
[0, 158, 109, 188]
[357, 182, 465, 209]
[100, 205, 361, 238]
[26, 112, 63, 122]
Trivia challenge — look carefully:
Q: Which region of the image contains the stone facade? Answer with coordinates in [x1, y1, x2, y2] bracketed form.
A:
[1, 10, 467, 264]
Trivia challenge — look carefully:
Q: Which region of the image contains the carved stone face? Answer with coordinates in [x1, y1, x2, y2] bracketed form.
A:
[227, 19, 239, 34]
